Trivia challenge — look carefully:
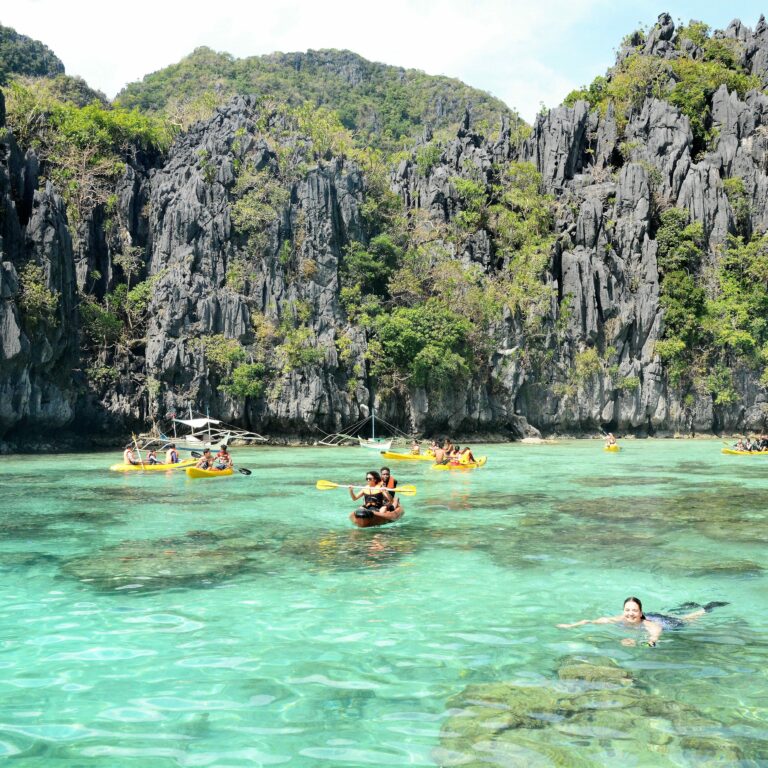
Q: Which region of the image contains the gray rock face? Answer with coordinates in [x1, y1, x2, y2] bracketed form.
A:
[4, 19, 768, 444]
[142, 96, 369, 434]
[0, 120, 79, 435]
[522, 101, 589, 190]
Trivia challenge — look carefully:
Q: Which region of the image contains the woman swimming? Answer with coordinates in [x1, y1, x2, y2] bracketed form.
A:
[556, 596, 728, 647]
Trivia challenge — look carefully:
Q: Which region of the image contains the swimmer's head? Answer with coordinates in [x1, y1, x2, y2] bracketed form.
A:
[623, 596, 645, 622]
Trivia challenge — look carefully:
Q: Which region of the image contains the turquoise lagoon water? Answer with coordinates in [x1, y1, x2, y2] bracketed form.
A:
[0, 440, 766, 767]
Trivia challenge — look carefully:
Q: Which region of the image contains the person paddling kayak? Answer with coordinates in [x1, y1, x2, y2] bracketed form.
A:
[348, 471, 403, 528]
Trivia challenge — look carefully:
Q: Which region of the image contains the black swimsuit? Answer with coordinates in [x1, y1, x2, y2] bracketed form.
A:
[355, 490, 385, 518]
[645, 613, 685, 630]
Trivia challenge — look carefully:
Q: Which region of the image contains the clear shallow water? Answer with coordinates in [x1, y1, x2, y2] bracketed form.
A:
[0, 440, 766, 767]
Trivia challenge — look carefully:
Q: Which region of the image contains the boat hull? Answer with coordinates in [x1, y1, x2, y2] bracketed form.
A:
[185, 467, 235, 479]
[358, 438, 392, 451]
[431, 457, 487, 470]
[380, 451, 434, 462]
[604, 444, 620, 452]
[721, 448, 768, 455]
[110, 458, 196, 472]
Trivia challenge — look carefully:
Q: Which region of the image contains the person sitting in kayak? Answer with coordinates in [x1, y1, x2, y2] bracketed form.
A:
[165, 444, 179, 464]
[214, 444, 233, 470]
[146, 449, 160, 465]
[195, 448, 214, 469]
[432, 443, 447, 465]
[380, 466, 398, 511]
[410, 440, 421, 455]
[123, 445, 140, 465]
[605, 432, 617, 446]
[556, 595, 728, 647]
[348, 471, 391, 519]
[459, 446, 476, 464]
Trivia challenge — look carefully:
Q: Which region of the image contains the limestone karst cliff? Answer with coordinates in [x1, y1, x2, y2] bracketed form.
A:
[3, 14, 768, 448]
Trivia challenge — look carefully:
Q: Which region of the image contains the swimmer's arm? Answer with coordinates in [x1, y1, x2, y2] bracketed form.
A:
[556, 616, 619, 629]
[643, 619, 662, 646]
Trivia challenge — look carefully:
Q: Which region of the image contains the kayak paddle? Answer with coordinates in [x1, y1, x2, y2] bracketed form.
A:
[316, 480, 416, 496]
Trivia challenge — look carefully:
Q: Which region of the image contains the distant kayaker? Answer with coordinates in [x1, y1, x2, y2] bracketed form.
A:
[215, 444, 233, 470]
[196, 448, 214, 469]
[410, 440, 421, 455]
[605, 432, 617, 446]
[166, 444, 179, 464]
[123, 444, 140, 465]
[556, 596, 728, 647]
[460, 446, 476, 464]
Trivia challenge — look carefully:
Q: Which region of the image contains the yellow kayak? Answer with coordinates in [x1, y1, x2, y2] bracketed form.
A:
[721, 448, 768, 455]
[431, 456, 487, 470]
[110, 458, 196, 472]
[380, 451, 435, 462]
[185, 466, 234, 479]
[604, 444, 620, 452]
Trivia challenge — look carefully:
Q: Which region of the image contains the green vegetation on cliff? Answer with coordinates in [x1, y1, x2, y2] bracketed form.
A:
[564, 21, 760, 151]
[4, 79, 171, 220]
[116, 47, 515, 152]
[0, 23, 64, 84]
[655, 208, 768, 402]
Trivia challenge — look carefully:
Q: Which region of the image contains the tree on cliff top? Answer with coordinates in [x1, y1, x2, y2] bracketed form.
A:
[0, 23, 64, 85]
[116, 47, 517, 153]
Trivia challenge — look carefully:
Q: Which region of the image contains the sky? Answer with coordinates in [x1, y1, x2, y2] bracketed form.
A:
[3, 1, 767, 123]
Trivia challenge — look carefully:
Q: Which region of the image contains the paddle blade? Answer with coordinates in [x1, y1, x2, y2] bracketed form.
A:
[238, 467, 252, 475]
[191, 451, 202, 458]
[395, 484, 417, 496]
[316, 480, 341, 490]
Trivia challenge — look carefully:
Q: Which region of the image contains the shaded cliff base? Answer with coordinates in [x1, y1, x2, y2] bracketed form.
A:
[0, 426, 745, 454]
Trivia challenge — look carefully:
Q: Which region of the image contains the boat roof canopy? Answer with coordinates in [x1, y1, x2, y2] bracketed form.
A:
[174, 418, 222, 428]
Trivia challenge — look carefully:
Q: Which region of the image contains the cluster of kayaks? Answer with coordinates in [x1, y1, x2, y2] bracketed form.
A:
[381, 450, 487, 470]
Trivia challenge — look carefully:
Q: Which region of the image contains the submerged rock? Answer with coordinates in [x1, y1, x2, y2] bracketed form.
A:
[436, 655, 759, 766]
[61, 530, 265, 591]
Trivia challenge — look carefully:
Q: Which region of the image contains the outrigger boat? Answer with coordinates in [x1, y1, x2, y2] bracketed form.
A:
[136, 408, 267, 452]
[317, 409, 408, 452]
